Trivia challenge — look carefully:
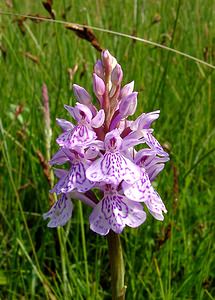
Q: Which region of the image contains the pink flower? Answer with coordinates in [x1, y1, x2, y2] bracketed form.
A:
[44, 50, 169, 235]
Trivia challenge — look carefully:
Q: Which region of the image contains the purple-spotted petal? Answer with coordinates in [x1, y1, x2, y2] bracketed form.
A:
[61, 162, 94, 193]
[50, 171, 68, 194]
[122, 170, 152, 202]
[65, 103, 93, 123]
[123, 199, 146, 227]
[86, 152, 141, 185]
[43, 194, 73, 228]
[89, 192, 146, 235]
[144, 190, 167, 221]
[104, 129, 122, 151]
[143, 131, 168, 157]
[123, 170, 167, 220]
[89, 194, 127, 235]
[56, 125, 97, 148]
[89, 200, 110, 235]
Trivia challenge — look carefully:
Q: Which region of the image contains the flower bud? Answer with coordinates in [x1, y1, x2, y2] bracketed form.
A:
[94, 59, 104, 79]
[120, 81, 134, 98]
[119, 92, 138, 117]
[101, 49, 117, 73]
[111, 63, 123, 85]
[91, 109, 105, 128]
[93, 73, 105, 98]
[73, 84, 91, 105]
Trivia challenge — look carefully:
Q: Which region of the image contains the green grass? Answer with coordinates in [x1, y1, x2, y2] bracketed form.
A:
[0, 0, 214, 299]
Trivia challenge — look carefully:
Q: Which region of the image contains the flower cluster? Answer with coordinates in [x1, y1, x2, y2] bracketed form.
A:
[43, 50, 169, 235]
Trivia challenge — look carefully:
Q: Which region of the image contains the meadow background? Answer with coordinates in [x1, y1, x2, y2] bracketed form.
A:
[0, 0, 214, 299]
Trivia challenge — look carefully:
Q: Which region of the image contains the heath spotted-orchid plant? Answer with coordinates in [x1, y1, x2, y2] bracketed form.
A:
[43, 50, 169, 236]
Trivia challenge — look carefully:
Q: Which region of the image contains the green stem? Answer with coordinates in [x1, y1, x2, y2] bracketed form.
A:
[107, 231, 126, 300]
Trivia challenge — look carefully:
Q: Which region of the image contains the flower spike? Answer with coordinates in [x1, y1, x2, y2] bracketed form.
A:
[44, 50, 169, 235]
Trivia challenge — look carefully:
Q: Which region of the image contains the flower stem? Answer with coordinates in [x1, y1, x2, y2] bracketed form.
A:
[107, 231, 126, 300]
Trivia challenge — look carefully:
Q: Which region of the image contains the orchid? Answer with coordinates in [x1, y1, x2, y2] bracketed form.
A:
[44, 50, 169, 236]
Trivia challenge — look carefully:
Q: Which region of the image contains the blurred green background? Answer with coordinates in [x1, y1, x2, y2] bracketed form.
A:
[0, 0, 214, 299]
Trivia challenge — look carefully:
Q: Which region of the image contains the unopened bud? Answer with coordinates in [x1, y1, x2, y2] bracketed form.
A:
[102, 49, 117, 73]
[73, 84, 91, 105]
[111, 63, 123, 85]
[91, 109, 105, 128]
[94, 59, 104, 79]
[119, 92, 138, 117]
[120, 81, 134, 98]
[93, 73, 105, 98]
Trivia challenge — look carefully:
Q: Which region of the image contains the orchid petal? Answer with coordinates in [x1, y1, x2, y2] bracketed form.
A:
[119, 92, 138, 118]
[94, 59, 104, 80]
[73, 84, 92, 105]
[85, 145, 101, 160]
[111, 63, 123, 85]
[56, 118, 74, 131]
[143, 131, 168, 157]
[122, 170, 152, 202]
[43, 194, 73, 228]
[64, 103, 93, 123]
[120, 81, 134, 98]
[147, 163, 165, 181]
[61, 162, 94, 193]
[86, 152, 141, 185]
[49, 149, 69, 165]
[89, 200, 110, 235]
[56, 125, 96, 149]
[89, 192, 146, 235]
[91, 109, 105, 128]
[123, 199, 146, 228]
[85, 157, 105, 182]
[93, 73, 105, 97]
[144, 190, 167, 221]
[130, 110, 160, 131]
[53, 168, 68, 179]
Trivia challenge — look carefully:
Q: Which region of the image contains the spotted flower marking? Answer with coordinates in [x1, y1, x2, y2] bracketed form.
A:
[86, 130, 141, 185]
[123, 170, 167, 220]
[143, 131, 168, 157]
[43, 194, 73, 228]
[51, 150, 94, 194]
[56, 103, 99, 149]
[57, 124, 97, 149]
[135, 148, 170, 181]
[89, 187, 146, 235]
